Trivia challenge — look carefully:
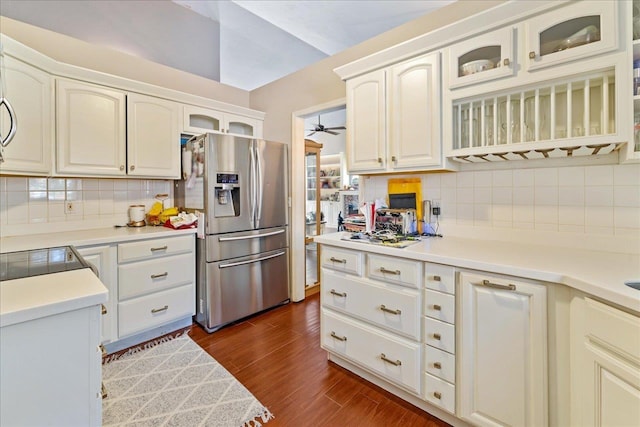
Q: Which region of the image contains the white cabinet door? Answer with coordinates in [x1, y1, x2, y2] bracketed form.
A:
[524, 1, 618, 72]
[56, 79, 126, 176]
[0, 56, 52, 175]
[458, 270, 548, 427]
[77, 245, 116, 344]
[127, 93, 180, 178]
[346, 69, 386, 173]
[388, 52, 441, 169]
[572, 297, 640, 427]
[182, 104, 262, 138]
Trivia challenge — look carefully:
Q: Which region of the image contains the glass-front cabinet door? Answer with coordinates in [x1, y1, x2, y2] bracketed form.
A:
[447, 26, 516, 89]
[305, 140, 322, 289]
[525, 1, 617, 72]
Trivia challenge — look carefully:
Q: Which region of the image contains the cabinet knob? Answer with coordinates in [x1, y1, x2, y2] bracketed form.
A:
[130, 165, 135, 171]
[433, 391, 442, 400]
[432, 304, 442, 311]
[529, 51, 536, 59]
[377, 157, 383, 164]
[503, 58, 510, 66]
[433, 333, 441, 340]
[433, 362, 442, 369]
[119, 165, 125, 171]
[101, 304, 107, 315]
[391, 156, 397, 162]
[432, 275, 441, 282]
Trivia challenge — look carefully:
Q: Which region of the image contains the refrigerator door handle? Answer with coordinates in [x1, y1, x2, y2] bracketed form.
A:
[218, 229, 285, 242]
[255, 140, 263, 224]
[218, 250, 286, 269]
[249, 141, 257, 228]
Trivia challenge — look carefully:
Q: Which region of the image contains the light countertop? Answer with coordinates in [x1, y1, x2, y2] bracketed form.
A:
[0, 226, 195, 327]
[0, 226, 196, 253]
[314, 232, 640, 314]
[1, 268, 108, 327]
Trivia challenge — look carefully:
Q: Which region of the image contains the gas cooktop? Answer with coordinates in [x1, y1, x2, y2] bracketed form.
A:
[0, 246, 93, 281]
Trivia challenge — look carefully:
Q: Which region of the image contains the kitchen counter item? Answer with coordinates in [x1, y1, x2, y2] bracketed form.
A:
[460, 59, 494, 75]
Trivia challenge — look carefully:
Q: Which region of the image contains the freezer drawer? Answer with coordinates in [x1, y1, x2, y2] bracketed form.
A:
[197, 248, 289, 332]
[204, 226, 288, 262]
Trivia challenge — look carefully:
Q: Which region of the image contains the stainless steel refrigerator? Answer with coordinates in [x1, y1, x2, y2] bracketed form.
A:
[175, 133, 289, 332]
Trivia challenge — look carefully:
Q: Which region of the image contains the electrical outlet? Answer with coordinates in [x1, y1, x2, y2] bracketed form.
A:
[432, 200, 441, 217]
[65, 202, 74, 214]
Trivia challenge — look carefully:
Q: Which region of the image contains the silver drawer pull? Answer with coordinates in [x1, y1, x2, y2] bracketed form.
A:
[151, 305, 169, 314]
[433, 362, 442, 369]
[433, 333, 441, 340]
[477, 279, 516, 291]
[380, 305, 401, 315]
[432, 304, 442, 311]
[329, 257, 346, 264]
[380, 353, 402, 366]
[433, 391, 442, 400]
[380, 267, 400, 275]
[432, 275, 441, 282]
[150, 246, 168, 252]
[330, 331, 347, 342]
[150, 272, 168, 279]
[330, 289, 347, 298]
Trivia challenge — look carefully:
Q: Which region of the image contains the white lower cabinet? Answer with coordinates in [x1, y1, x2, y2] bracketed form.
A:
[571, 297, 640, 427]
[77, 244, 117, 344]
[0, 304, 102, 427]
[117, 234, 195, 339]
[320, 248, 424, 396]
[458, 270, 548, 427]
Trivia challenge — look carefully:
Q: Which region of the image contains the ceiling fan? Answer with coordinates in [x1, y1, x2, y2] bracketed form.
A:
[306, 115, 346, 136]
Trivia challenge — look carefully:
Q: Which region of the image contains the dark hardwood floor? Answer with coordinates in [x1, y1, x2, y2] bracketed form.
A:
[188, 294, 451, 427]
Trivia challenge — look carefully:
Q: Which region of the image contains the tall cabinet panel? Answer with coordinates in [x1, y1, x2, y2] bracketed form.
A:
[56, 79, 126, 176]
[388, 53, 441, 169]
[127, 93, 180, 178]
[458, 270, 548, 427]
[345, 69, 386, 173]
[0, 56, 52, 175]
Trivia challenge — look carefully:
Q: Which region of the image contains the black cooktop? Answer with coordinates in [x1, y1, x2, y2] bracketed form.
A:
[0, 246, 92, 281]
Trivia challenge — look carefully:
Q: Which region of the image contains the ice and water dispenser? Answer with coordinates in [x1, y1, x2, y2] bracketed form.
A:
[214, 173, 240, 218]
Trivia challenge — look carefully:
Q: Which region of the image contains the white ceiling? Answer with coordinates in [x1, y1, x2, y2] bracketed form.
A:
[1, 0, 455, 91]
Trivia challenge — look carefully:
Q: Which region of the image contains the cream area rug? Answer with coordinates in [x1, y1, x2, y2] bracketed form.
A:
[102, 333, 273, 427]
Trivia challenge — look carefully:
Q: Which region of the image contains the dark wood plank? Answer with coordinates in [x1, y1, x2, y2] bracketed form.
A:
[188, 293, 451, 427]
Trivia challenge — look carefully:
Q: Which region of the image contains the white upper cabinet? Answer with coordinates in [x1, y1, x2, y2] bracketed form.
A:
[345, 69, 386, 172]
[127, 93, 180, 178]
[57, 79, 180, 178]
[183, 105, 262, 138]
[0, 56, 53, 176]
[388, 53, 442, 170]
[447, 26, 516, 90]
[524, 1, 618, 72]
[56, 79, 127, 176]
[346, 52, 443, 174]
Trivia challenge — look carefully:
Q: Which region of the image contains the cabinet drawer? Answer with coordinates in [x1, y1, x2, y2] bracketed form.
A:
[425, 345, 456, 384]
[320, 246, 362, 276]
[118, 253, 194, 300]
[584, 298, 640, 361]
[368, 254, 422, 289]
[424, 289, 455, 324]
[321, 308, 422, 395]
[425, 263, 455, 294]
[118, 235, 193, 263]
[322, 269, 421, 340]
[118, 284, 195, 338]
[424, 317, 455, 354]
[424, 372, 455, 414]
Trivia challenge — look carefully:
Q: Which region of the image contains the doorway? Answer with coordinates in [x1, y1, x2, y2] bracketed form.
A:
[290, 99, 346, 302]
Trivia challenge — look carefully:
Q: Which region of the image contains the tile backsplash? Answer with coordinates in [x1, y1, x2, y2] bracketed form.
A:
[361, 163, 640, 239]
[0, 177, 172, 236]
